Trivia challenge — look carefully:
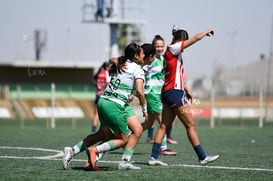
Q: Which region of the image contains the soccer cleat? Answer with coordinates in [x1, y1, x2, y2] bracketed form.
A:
[146, 138, 154, 144]
[160, 149, 177, 156]
[84, 161, 90, 170]
[199, 155, 219, 166]
[167, 137, 178, 144]
[148, 157, 168, 166]
[84, 161, 103, 171]
[62, 147, 73, 170]
[86, 147, 103, 171]
[118, 161, 141, 170]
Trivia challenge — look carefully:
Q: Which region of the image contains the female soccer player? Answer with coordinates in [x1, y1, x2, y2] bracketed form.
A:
[148, 26, 219, 166]
[63, 43, 148, 171]
[142, 36, 177, 156]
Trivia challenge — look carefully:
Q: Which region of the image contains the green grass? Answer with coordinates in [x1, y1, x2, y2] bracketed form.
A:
[1, 119, 273, 181]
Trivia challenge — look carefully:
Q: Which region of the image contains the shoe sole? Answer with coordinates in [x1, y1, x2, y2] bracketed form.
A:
[148, 161, 168, 166]
[119, 166, 141, 170]
[160, 152, 177, 156]
[200, 155, 219, 166]
[167, 139, 178, 144]
[167, 141, 178, 144]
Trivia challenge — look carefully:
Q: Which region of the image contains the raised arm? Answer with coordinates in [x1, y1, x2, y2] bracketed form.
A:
[184, 29, 214, 49]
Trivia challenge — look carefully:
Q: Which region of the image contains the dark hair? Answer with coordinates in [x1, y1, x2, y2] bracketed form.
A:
[172, 29, 189, 42]
[152, 35, 164, 45]
[109, 43, 142, 75]
[141, 43, 156, 59]
[94, 61, 111, 81]
[124, 43, 142, 60]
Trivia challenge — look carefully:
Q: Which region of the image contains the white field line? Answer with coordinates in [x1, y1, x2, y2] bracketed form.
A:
[0, 146, 273, 172]
[171, 164, 273, 172]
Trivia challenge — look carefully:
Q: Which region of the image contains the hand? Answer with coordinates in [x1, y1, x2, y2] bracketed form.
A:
[143, 112, 148, 123]
[186, 91, 193, 103]
[118, 63, 127, 73]
[129, 94, 134, 103]
[206, 30, 214, 36]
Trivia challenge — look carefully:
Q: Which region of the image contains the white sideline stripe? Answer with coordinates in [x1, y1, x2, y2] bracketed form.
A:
[0, 146, 272, 172]
[171, 164, 273, 172]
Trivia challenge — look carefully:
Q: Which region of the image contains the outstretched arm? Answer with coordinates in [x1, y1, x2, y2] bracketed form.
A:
[184, 29, 214, 49]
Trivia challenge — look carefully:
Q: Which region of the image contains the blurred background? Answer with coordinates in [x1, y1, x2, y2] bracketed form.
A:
[0, 0, 272, 126]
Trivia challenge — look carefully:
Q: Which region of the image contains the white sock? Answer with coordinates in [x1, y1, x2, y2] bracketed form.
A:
[96, 142, 112, 153]
[73, 145, 80, 155]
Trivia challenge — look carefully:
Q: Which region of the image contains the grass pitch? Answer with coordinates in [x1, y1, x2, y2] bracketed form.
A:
[0, 119, 273, 181]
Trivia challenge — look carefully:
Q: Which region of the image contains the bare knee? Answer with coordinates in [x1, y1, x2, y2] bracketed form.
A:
[159, 122, 167, 131]
[133, 125, 143, 138]
[121, 135, 129, 145]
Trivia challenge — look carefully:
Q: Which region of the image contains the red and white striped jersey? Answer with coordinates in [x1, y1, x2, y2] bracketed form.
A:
[96, 70, 110, 95]
[162, 41, 185, 93]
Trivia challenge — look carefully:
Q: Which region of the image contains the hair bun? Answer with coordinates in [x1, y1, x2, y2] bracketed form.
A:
[172, 25, 178, 35]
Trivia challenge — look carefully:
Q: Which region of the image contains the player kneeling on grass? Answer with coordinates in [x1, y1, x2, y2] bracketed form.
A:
[148, 26, 219, 166]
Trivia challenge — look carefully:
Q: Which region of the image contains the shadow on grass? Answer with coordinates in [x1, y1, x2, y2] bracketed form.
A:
[71, 166, 112, 171]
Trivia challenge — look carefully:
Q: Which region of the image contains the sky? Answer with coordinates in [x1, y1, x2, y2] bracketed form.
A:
[0, 0, 272, 80]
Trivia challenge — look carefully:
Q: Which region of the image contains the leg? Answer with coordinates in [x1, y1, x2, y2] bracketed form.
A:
[156, 105, 177, 156]
[150, 109, 177, 156]
[119, 115, 143, 170]
[83, 126, 112, 147]
[174, 104, 199, 146]
[92, 106, 99, 133]
[154, 105, 175, 144]
[166, 123, 178, 144]
[175, 104, 219, 165]
[86, 98, 130, 170]
[95, 0, 104, 20]
[147, 126, 155, 143]
[148, 105, 176, 165]
[86, 133, 128, 171]
[125, 115, 143, 152]
[142, 113, 157, 144]
[62, 126, 111, 170]
[142, 113, 157, 131]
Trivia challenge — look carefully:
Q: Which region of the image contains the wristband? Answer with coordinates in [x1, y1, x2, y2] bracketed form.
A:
[141, 104, 147, 113]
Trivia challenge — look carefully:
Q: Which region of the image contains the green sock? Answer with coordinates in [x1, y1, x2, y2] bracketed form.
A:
[122, 149, 134, 161]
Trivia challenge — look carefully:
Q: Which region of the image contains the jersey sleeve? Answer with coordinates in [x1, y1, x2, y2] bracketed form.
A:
[134, 66, 145, 81]
[142, 65, 149, 72]
[169, 41, 184, 55]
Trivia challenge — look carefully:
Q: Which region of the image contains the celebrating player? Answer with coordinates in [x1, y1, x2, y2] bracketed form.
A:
[148, 26, 219, 166]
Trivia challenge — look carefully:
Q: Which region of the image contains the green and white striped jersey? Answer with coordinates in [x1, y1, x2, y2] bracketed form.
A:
[101, 60, 145, 106]
[143, 56, 164, 95]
